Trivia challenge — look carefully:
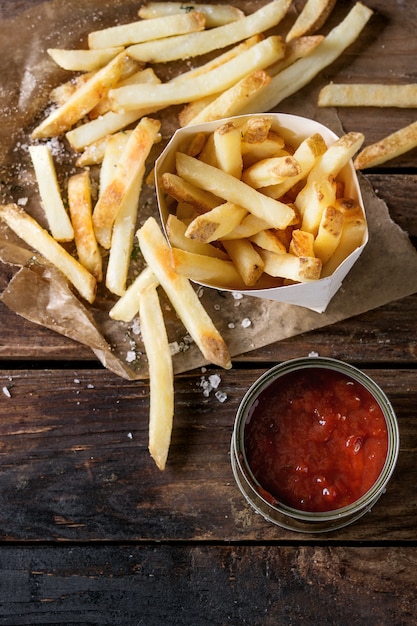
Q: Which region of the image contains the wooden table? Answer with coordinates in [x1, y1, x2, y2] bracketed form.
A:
[1, 0, 416, 623]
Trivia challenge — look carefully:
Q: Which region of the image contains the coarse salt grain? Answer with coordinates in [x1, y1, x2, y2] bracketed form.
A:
[2, 386, 11, 398]
[126, 350, 137, 363]
[241, 318, 252, 328]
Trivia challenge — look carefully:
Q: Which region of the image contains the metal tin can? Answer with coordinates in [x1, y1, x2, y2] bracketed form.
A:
[231, 356, 400, 533]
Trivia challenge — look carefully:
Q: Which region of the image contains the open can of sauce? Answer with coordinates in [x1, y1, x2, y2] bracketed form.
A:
[231, 356, 399, 533]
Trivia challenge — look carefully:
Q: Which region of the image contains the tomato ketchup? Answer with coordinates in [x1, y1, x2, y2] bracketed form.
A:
[244, 367, 389, 512]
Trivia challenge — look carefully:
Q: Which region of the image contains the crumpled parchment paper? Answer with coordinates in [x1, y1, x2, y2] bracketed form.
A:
[1, 0, 417, 380]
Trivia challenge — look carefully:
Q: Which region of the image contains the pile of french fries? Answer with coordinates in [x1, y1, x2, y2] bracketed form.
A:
[2, 0, 406, 469]
[158, 115, 367, 290]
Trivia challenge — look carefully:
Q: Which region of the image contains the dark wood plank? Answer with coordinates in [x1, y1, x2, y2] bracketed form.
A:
[0, 544, 415, 625]
[0, 366, 414, 542]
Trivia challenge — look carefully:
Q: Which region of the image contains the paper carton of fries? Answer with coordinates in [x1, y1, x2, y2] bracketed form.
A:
[155, 113, 368, 313]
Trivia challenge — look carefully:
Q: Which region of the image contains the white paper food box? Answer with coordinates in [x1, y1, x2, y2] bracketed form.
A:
[155, 113, 368, 313]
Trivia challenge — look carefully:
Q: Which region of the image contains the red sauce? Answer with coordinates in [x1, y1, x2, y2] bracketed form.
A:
[244, 367, 388, 512]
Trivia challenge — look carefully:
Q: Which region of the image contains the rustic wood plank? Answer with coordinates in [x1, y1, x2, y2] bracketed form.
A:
[0, 367, 414, 542]
[0, 544, 415, 625]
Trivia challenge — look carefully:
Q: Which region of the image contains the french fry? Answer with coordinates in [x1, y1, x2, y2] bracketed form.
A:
[66, 109, 150, 151]
[138, 282, 174, 471]
[75, 136, 112, 167]
[241, 130, 286, 167]
[286, 0, 337, 42]
[0, 204, 96, 303]
[171, 247, 246, 290]
[222, 238, 265, 286]
[171, 34, 262, 85]
[111, 35, 286, 110]
[92, 116, 161, 249]
[213, 122, 243, 178]
[185, 202, 248, 243]
[267, 35, 324, 76]
[313, 205, 344, 263]
[241, 116, 271, 143]
[242, 155, 301, 188]
[109, 266, 159, 322]
[136, 217, 232, 369]
[354, 120, 417, 169]
[299, 174, 337, 235]
[28, 144, 74, 242]
[126, 0, 292, 62]
[183, 70, 271, 126]
[47, 46, 124, 71]
[67, 170, 103, 282]
[49, 72, 93, 106]
[289, 229, 315, 258]
[260, 249, 322, 282]
[166, 213, 229, 260]
[318, 83, 417, 108]
[175, 152, 296, 229]
[321, 205, 367, 277]
[99, 133, 146, 296]
[31, 51, 130, 139]
[138, 2, 245, 28]
[262, 132, 327, 199]
[89, 67, 161, 119]
[88, 10, 206, 49]
[238, 2, 374, 115]
[220, 213, 271, 240]
[250, 229, 288, 255]
[296, 132, 364, 233]
[160, 172, 222, 214]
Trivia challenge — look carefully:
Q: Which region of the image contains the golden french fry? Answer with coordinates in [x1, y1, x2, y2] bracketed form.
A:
[286, 0, 337, 42]
[50, 72, 93, 105]
[0, 204, 96, 303]
[184, 69, 271, 126]
[166, 213, 229, 260]
[267, 35, 324, 76]
[354, 120, 417, 170]
[241, 130, 286, 168]
[238, 2, 374, 115]
[75, 136, 112, 167]
[313, 205, 344, 263]
[321, 210, 367, 277]
[175, 152, 296, 230]
[299, 174, 337, 235]
[171, 247, 246, 290]
[262, 132, 327, 199]
[161, 172, 222, 214]
[89, 67, 161, 119]
[171, 34, 262, 85]
[137, 217, 232, 369]
[111, 35, 286, 110]
[241, 116, 272, 144]
[138, 2, 245, 28]
[126, 0, 292, 62]
[185, 202, 248, 243]
[31, 51, 130, 139]
[260, 249, 322, 282]
[88, 10, 205, 49]
[109, 266, 159, 322]
[318, 83, 417, 108]
[242, 155, 301, 188]
[289, 229, 315, 258]
[138, 282, 174, 471]
[66, 110, 149, 151]
[28, 144, 74, 242]
[99, 132, 146, 296]
[92, 116, 161, 249]
[250, 229, 288, 255]
[47, 46, 124, 71]
[222, 238, 265, 286]
[213, 122, 243, 178]
[67, 171, 103, 282]
[220, 213, 271, 240]
[296, 132, 364, 233]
